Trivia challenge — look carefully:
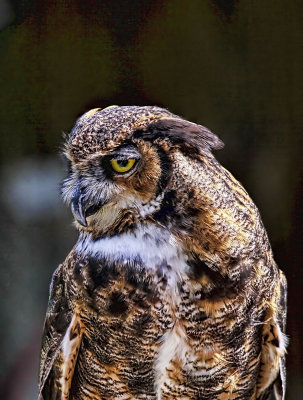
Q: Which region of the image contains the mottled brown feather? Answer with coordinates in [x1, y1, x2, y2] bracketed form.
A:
[39, 106, 287, 400]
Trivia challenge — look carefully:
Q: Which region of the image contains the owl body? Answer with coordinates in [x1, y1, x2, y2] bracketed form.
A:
[39, 106, 287, 400]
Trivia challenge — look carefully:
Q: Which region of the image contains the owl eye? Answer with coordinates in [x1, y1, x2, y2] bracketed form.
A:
[110, 158, 136, 173]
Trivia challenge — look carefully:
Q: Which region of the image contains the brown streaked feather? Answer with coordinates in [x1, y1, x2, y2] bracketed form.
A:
[60, 313, 83, 399]
[38, 264, 75, 400]
[257, 271, 287, 400]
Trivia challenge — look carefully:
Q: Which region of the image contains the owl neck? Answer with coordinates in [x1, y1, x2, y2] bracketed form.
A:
[76, 223, 190, 281]
[75, 198, 269, 271]
[74, 221, 271, 301]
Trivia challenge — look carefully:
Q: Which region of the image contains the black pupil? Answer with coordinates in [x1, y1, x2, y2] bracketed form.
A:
[117, 159, 129, 167]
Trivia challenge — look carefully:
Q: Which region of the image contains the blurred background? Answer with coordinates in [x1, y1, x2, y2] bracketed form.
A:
[0, 0, 302, 398]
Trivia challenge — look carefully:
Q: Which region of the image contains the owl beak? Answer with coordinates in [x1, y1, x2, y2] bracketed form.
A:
[70, 186, 88, 227]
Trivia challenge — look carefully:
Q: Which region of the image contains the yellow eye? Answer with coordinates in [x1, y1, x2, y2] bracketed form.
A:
[110, 158, 136, 173]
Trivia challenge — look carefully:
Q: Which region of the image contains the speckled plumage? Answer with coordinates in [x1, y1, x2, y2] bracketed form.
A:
[39, 106, 287, 400]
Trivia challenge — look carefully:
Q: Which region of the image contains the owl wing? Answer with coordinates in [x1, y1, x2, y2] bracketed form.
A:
[38, 263, 83, 400]
[257, 270, 288, 400]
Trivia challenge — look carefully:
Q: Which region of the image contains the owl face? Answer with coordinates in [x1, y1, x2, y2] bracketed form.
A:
[62, 106, 223, 237]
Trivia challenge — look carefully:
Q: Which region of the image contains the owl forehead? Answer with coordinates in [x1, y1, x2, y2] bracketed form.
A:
[67, 105, 177, 161]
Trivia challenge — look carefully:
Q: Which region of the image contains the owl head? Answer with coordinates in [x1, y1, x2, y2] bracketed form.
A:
[62, 106, 225, 238]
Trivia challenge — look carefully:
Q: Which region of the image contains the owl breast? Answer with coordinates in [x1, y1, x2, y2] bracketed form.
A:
[63, 225, 262, 400]
[63, 225, 184, 399]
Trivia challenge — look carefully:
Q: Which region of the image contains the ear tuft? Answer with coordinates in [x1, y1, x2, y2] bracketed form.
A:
[138, 118, 224, 156]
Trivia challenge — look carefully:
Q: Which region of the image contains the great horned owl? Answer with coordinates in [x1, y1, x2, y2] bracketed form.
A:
[38, 106, 287, 400]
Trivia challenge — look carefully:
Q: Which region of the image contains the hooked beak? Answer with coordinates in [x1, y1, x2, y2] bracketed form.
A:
[70, 183, 107, 227]
[71, 186, 87, 227]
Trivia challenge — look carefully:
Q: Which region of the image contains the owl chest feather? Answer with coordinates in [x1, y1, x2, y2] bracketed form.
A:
[65, 225, 263, 399]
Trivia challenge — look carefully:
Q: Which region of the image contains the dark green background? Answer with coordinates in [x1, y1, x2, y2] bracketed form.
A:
[0, 1, 302, 398]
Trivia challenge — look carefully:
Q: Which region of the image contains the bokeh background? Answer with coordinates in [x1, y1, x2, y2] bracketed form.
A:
[0, 1, 302, 398]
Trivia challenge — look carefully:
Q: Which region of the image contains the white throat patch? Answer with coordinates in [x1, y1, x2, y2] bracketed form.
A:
[76, 224, 189, 288]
